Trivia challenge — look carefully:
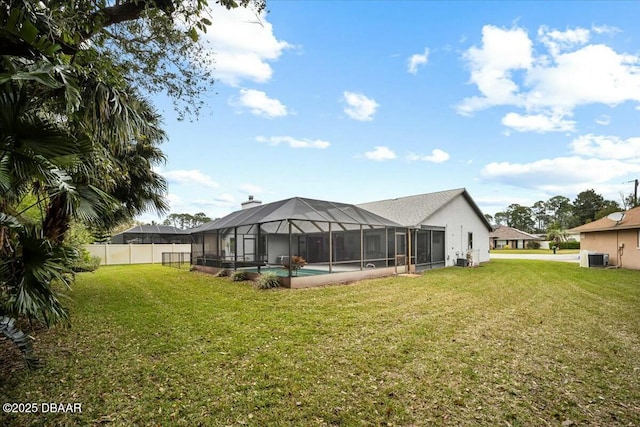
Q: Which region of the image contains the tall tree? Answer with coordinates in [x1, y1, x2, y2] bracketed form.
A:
[2, 0, 266, 119]
[505, 204, 535, 233]
[546, 195, 573, 229]
[596, 200, 622, 220]
[494, 212, 508, 226]
[1, 0, 264, 367]
[532, 200, 549, 233]
[572, 189, 605, 226]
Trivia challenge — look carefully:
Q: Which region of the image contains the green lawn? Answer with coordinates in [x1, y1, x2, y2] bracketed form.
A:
[1, 261, 639, 426]
[491, 248, 580, 254]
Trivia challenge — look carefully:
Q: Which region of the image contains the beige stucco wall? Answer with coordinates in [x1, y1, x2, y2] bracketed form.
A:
[580, 230, 640, 269]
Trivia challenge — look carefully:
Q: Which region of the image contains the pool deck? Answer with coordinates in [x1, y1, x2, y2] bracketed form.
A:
[191, 264, 408, 288]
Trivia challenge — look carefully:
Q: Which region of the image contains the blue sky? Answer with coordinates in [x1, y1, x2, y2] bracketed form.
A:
[143, 1, 640, 223]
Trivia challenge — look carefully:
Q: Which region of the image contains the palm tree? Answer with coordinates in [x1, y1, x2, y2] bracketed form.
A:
[546, 225, 569, 250]
[1, 11, 168, 366]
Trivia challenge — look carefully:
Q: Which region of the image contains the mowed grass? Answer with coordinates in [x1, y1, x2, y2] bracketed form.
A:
[1, 261, 639, 426]
[490, 249, 580, 254]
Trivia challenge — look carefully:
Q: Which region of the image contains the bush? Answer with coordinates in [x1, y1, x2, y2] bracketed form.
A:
[502, 244, 511, 250]
[214, 269, 228, 277]
[254, 272, 280, 290]
[71, 249, 101, 272]
[559, 241, 580, 250]
[526, 241, 541, 249]
[230, 271, 247, 282]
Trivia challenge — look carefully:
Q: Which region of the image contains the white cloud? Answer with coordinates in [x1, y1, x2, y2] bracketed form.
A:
[501, 112, 575, 132]
[363, 146, 396, 161]
[538, 26, 590, 57]
[232, 89, 288, 118]
[525, 44, 640, 110]
[407, 149, 450, 163]
[592, 24, 621, 35]
[570, 134, 640, 160]
[163, 170, 219, 189]
[257, 135, 330, 149]
[203, 4, 292, 86]
[343, 91, 379, 121]
[481, 157, 640, 189]
[458, 25, 533, 115]
[458, 24, 640, 132]
[408, 48, 430, 74]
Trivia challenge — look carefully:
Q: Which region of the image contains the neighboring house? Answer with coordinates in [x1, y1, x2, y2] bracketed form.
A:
[570, 206, 640, 269]
[110, 224, 192, 244]
[358, 188, 492, 268]
[490, 225, 543, 249]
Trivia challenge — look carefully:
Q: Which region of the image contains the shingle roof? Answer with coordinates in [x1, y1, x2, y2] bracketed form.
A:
[489, 225, 542, 240]
[570, 206, 640, 233]
[191, 197, 402, 233]
[357, 188, 493, 231]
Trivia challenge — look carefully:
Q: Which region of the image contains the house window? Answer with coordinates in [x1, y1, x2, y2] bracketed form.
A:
[468, 232, 473, 250]
[637, 230, 640, 248]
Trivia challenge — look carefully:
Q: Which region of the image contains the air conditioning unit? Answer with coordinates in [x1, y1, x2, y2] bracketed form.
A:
[588, 253, 609, 268]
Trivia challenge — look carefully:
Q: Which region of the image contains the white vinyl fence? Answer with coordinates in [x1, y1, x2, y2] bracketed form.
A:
[83, 244, 191, 266]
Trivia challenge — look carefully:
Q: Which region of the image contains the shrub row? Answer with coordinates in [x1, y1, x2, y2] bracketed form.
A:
[558, 241, 580, 249]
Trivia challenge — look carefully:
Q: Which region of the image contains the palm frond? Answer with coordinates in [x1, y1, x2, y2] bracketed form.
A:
[0, 316, 40, 369]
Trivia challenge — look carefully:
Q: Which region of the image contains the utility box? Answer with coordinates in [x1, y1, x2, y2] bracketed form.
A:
[588, 253, 609, 268]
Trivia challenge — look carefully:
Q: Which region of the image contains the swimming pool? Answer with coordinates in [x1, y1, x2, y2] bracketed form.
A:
[240, 267, 329, 277]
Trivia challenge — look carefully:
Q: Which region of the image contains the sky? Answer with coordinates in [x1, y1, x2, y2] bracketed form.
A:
[142, 0, 640, 223]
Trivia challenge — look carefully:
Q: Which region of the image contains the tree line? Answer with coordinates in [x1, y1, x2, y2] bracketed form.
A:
[162, 212, 212, 229]
[486, 189, 638, 234]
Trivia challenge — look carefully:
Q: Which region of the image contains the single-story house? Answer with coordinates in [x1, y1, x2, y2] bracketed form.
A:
[570, 206, 640, 269]
[358, 188, 492, 267]
[110, 224, 192, 244]
[190, 188, 491, 288]
[190, 196, 407, 288]
[489, 225, 543, 249]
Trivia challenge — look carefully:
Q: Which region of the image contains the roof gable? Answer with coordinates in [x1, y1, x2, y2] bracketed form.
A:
[489, 225, 541, 240]
[358, 188, 492, 231]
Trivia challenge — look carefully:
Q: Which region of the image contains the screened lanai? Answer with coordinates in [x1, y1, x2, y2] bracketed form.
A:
[190, 197, 408, 281]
